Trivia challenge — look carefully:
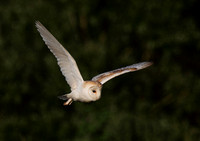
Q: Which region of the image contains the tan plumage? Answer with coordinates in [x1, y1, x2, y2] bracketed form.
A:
[36, 21, 153, 105]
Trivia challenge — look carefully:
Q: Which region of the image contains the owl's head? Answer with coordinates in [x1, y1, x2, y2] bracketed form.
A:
[83, 81, 102, 101]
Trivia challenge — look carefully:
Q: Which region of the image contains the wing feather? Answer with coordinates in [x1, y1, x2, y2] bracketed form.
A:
[35, 21, 83, 90]
[92, 62, 152, 84]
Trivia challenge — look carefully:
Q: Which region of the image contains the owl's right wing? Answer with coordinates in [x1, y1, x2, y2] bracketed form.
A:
[92, 62, 152, 84]
[36, 21, 84, 90]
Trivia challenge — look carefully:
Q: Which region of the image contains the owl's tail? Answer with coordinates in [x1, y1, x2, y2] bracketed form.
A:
[57, 94, 68, 100]
[58, 94, 73, 105]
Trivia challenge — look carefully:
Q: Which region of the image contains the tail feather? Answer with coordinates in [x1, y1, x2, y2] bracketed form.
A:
[57, 94, 68, 100]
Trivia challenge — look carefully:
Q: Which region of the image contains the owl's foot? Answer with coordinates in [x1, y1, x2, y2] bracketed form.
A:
[63, 98, 73, 105]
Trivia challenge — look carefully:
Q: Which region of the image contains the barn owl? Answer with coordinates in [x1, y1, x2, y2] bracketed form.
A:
[35, 21, 152, 105]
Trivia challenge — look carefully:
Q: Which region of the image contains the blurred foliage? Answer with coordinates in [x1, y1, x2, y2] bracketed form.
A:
[0, 0, 200, 140]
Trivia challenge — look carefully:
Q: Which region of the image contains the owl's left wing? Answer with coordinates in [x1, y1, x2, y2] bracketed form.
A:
[92, 62, 152, 84]
[36, 21, 84, 91]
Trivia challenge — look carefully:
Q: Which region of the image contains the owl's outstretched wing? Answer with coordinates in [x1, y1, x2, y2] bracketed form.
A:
[36, 21, 83, 90]
[92, 62, 152, 84]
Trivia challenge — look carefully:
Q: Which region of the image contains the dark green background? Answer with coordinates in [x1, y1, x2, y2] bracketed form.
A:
[0, 0, 200, 140]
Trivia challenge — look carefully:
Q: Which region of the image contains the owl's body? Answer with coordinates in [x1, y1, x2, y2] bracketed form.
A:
[62, 81, 102, 105]
[36, 21, 152, 105]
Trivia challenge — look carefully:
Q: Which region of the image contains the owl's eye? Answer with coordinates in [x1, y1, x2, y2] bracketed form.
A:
[92, 90, 96, 93]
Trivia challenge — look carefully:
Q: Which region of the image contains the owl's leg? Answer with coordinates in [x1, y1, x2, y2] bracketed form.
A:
[68, 99, 73, 105]
[63, 98, 73, 105]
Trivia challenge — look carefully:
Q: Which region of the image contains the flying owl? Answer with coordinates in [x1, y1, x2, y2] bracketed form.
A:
[36, 21, 152, 105]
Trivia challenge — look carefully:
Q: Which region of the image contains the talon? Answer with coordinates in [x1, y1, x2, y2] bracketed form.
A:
[63, 98, 73, 106]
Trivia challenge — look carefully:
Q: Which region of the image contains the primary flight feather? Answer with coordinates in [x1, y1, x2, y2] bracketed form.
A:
[36, 21, 152, 105]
